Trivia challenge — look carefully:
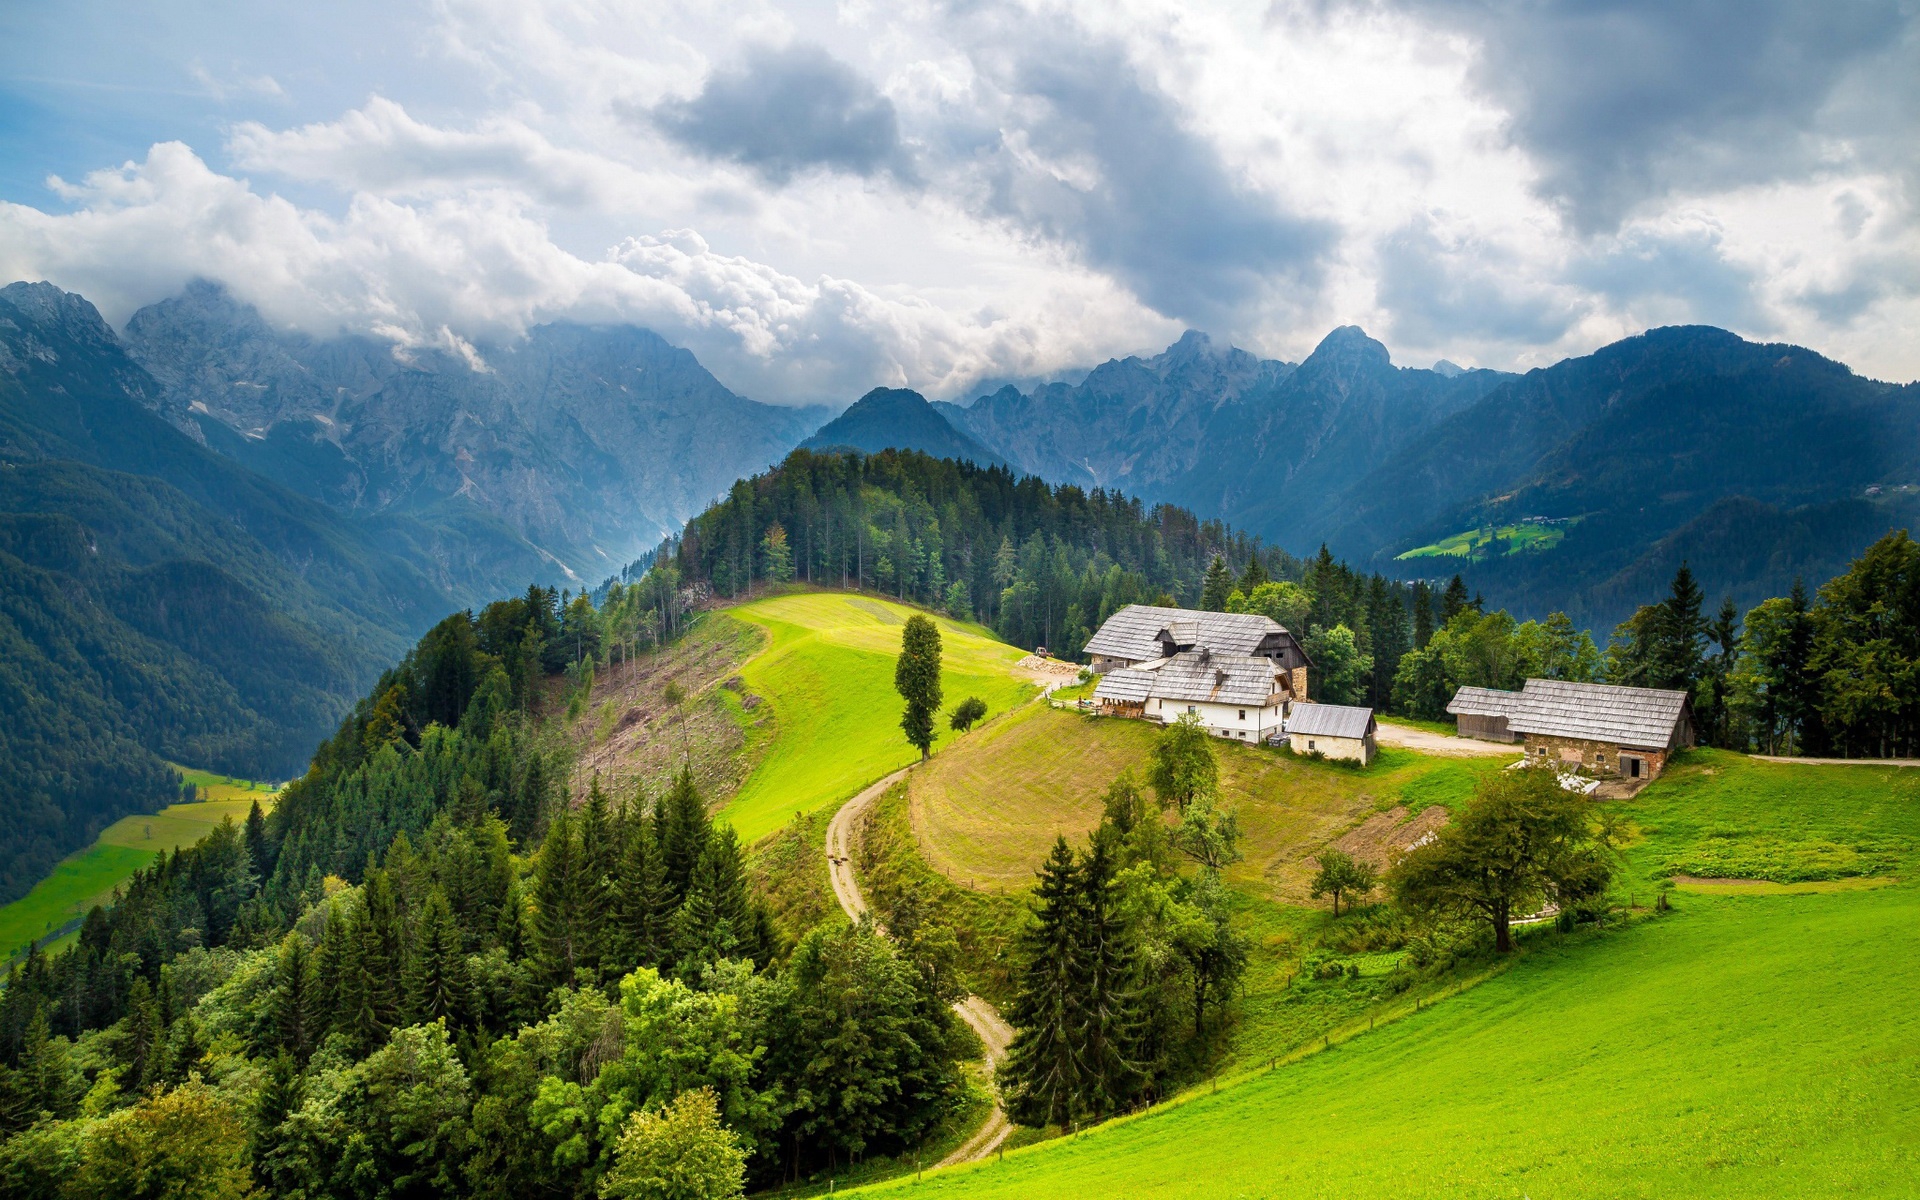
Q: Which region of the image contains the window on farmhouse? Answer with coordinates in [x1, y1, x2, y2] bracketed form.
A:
[1238, 709, 1246, 720]
[1308, 739, 1316, 750]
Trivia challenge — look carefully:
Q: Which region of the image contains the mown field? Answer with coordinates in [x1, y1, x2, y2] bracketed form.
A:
[858, 883, 1920, 1198]
[717, 591, 1035, 844]
[911, 703, 1501, 900]
[1395, 517, 1572, 561]
[854, 742, 1920, 1197]
[0, 775, 276, 965]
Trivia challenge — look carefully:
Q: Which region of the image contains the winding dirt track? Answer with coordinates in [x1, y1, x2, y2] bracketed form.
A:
[825, 767, 1017, 1166]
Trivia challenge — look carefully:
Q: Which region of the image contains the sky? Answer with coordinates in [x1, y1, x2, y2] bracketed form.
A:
[0, 0, 1915, 404]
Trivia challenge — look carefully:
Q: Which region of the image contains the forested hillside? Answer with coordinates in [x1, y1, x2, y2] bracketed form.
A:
[0, 282, 459, 904]
[0, 584, 972, 1197]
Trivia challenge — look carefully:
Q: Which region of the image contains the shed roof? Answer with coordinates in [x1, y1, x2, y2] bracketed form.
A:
[1284, 703, 1377, 739]
[1446, 679, 1689, 749]
[1092, 668, 1154, 704]
[1143, 651, 1286, 707]
[1083, 604, 1290, 662]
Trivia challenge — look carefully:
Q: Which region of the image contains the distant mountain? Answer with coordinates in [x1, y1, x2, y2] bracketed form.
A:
[942, 323, 1919, 632]
[123, 281, 831, 585]
[801, 386, 1005, 466]
[0, 281, 462, 904]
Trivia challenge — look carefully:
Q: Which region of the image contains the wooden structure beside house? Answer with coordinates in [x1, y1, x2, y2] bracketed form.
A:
[1447, 679, 1694, 780]
[1279, 702, 1378, 764]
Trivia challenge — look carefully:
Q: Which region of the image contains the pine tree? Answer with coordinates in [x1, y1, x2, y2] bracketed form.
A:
[577, 778, 617, 980]
[244, 800, 274, 885]
[121, 978, 162, 1091]
[533, 807, 581, 988]
[1073, 833, 1144, 1119]
[1412, 581, 1435, 648]
[1200, 555, 1234, 612]
[251, 1051, 304, 1194]
[660, 770, 709, 903]
[405, 889, 473, 1028]
[269, 933, 315, 1060]
[1237, 553, 1268, 596]
[347, 872, 403, 1051]
[612, 810, 673, 975]
[895, 614, 944, 759]
[1441, 575, 1471, 621]
[1653, 562, 1708, 692]
[1001, 837, 1085, 1129]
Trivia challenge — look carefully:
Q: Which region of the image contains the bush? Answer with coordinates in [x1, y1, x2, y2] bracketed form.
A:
[949, 696, 988, 733]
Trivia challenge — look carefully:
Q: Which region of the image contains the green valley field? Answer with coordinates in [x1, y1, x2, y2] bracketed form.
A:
[0, 766, 277, 965]
[850, 746, 1920, 1198]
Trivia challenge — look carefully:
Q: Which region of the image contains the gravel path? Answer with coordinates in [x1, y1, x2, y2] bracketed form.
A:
[1374, 720, 1517, 758]
[824, 766, 1018, 1166]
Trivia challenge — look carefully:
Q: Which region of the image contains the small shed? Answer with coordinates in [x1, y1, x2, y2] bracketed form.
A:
[1446, 679, 1694, 779]
[1280, 703, 1378, 765]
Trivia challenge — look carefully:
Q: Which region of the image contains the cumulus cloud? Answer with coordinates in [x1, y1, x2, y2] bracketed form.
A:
[228, 97, 652, 209]
[0, 142, 1109, 402]
[1401, 0, 1918, 231]
[650, 44, 914, 185]
[1376, 214, 1585, 346]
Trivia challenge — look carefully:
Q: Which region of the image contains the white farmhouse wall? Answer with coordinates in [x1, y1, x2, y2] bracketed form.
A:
[1147, 696, 1284, 741]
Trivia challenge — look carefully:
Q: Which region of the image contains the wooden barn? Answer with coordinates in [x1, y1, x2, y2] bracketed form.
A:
[1448, 679, 1694, 780]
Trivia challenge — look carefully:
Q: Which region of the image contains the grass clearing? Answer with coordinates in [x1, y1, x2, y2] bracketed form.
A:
[911, 705, 1502, 901]
[1621, 748, 1920, 885]
[718, 591, 1034, 844]
[1395, 517, 1574, 561]
[0, 783, 276, 966]
[855, 885, 1920, 1198]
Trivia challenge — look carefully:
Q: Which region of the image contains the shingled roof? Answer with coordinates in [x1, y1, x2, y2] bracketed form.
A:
[1091, 668, 1154, 704]
[1447, 679, 1690, 749]
[1083, 604, 1290, 662]
[1283, 703, 1377, 740]
[1093, 651, 1289, 708]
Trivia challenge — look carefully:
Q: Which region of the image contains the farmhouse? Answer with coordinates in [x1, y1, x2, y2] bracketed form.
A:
[1093, 647, 1300, 741]
[1084, 605, 1312, 694]
[1447, 679, 1694, 780]
[1085, 605, 1315, 741]
[1280, 703, 1378, 764]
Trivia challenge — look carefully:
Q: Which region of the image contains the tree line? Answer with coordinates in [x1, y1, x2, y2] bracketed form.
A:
[0, 583, 969, 1198]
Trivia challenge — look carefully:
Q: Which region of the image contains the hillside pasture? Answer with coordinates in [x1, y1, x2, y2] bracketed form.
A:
[0, 789, 273, 965]
[856, 885, 1920, 1198]
[718, 592, 1034, 844]
[910, 704, 1501, 900]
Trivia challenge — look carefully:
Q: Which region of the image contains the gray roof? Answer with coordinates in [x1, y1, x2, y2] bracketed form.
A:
[1092, 668, 1154, 704]
[1284, 703, 1377, 739]
[1447, 679, 1690, 749]
[1083, 604, 1289, 662]
[1140, 651, 1287, 707]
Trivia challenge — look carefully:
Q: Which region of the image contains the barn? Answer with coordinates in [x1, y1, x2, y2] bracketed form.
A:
[1279, 703, 1378, 764]
[1447, 679, 1694, 780]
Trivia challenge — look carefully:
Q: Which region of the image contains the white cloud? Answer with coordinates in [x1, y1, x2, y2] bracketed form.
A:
[2, 0, 1916, 397]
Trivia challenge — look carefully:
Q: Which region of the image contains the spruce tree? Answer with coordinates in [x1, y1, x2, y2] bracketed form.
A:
[534, 807, 582, 988]
[122, 978, 161, 1091]
[1441, 574, 1471, 621]
[660, 770, 709, 903]
[612, 811, 672, 974]
[252, 1052, 304, 1194]
[895, 614, 944, 759]
[269, 933, 315, 1060]
[405, 889, 473, 1028]
[1200, 555, 1233, 612]
[1074, 833, 1144, 1119]
[1237, 553, 1267, 596]
[1001, 837, 1086, 1129]
[244, 800, 274, 885]
[577, 779, 617, 979]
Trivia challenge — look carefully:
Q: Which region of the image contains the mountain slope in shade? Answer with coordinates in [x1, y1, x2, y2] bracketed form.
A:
[0, 281, 464, 903]
[123, 281, 830, 583]
[801, 387, 1006, 465]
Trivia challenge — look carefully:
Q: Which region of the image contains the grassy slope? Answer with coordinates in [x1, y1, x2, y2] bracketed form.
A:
[855, 747, 1920, 1197]
[0, 781, 276, 965]
[912, 704, 1500, 900]
[718, 592, 1033, 844]
[861, 886, 1920, 1199]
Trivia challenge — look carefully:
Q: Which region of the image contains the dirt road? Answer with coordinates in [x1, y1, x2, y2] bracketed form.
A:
[825, 766, 1017, 1165]
[1374, 720, 1516, 758]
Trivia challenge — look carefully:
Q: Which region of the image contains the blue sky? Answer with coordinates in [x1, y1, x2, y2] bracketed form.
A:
[2, 0, 1915, 402]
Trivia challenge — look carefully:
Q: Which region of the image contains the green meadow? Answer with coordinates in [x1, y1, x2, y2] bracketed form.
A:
[0, 780, 276, 965]
[1396, 518, 1571, 561]
[718, 592, 1035, 843]
[859, 885, 1920, 1199]
[850, 744, 1920, 1197]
